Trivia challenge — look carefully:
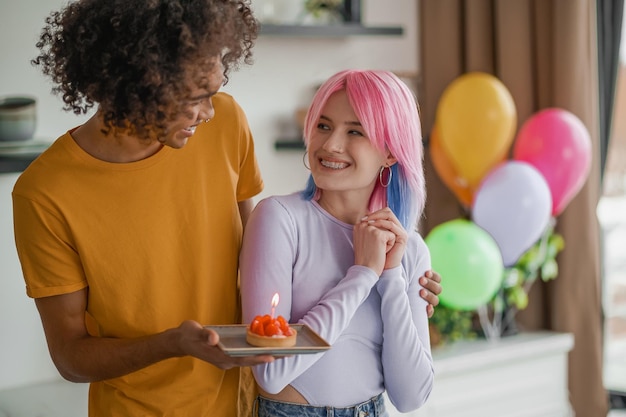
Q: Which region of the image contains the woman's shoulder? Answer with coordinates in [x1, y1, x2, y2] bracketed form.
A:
[407, 228, 427, 248]
[246, 192, 311, 238]
[403, 228, 431, 273]
[256, 192, 309, 214]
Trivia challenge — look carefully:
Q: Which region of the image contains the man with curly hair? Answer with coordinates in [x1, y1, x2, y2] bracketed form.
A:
[12, 1, 273, 416]
[12, 0, 442, 416]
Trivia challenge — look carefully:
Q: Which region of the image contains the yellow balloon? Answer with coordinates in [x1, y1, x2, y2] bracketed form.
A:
[436, 72, 517, 187]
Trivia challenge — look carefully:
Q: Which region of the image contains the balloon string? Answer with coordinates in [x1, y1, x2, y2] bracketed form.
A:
[534, 216, 556, 271]
[478, 305, 499, 341]
[482, 216, 557, 339]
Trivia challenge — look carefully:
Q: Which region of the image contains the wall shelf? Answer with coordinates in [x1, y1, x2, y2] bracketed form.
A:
[0, 140, 50, 173]
[274, 139, 305, 151]
[260, 23, 403, 37]
[0, 156, 39, 174]
[259, 0, 402, 37]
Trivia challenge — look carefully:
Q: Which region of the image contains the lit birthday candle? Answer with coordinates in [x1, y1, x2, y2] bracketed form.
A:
[270, 292, 279, 319]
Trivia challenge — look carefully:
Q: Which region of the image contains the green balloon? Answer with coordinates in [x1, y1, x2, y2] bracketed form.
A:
[425, 219, 504, 311]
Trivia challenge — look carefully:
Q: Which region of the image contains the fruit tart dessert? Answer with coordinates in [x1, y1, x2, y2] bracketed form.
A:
[246, 314, 297, 347]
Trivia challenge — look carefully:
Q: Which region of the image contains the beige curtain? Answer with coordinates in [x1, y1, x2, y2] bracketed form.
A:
[419, 1, 608, 416]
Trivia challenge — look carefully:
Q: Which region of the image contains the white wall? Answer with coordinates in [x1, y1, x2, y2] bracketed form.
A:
[224, 1, 419, 200]
[0, 0, 418, 391]
[0, 172, 60, 390]
[0, 0, 91, 391]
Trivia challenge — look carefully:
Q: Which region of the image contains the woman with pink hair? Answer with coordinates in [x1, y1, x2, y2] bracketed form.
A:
[240, 69, 436, 417]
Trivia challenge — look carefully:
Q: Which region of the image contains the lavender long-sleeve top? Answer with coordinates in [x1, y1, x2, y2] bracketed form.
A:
[240, 192, 434, 412]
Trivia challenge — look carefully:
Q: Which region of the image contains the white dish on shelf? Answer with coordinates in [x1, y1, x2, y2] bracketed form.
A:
[0, 139, 51, 156]
[0, 139, 51, 148]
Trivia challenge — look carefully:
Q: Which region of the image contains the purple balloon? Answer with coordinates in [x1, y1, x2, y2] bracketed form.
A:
[472, 161, 552, 266]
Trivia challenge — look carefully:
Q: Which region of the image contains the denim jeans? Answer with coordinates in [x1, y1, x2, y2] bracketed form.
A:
[254, 393, 389, 417]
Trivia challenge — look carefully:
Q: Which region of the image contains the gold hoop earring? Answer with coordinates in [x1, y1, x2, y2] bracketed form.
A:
[379, 165, 392, 188]
[303, 151, 311, 171]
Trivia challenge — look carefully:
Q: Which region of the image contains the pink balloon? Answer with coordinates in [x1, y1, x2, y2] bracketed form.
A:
[513, 108, 591, 215]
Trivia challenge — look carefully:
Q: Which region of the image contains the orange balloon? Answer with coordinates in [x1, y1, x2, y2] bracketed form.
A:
[436, 72, 517, 187]
[430, 126, 474, 207]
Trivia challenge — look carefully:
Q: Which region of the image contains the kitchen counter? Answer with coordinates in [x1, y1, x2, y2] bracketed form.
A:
[0, 332, 574, 417]
[0, 155, 40, 173]
[389, 331, 575, 417]
[0, 140, 50, 173]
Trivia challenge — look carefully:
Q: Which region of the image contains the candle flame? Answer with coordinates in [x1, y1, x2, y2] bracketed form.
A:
[271, 293, 280, 308]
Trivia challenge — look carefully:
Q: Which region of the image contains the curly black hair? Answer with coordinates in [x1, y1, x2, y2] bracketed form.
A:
[32, 0, 258, 139]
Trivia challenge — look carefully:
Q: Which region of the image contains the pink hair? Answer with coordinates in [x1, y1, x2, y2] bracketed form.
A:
[303, 69, 425, 228]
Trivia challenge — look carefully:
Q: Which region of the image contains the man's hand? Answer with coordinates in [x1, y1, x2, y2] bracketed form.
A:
[174, 321, 274, 369]
[419, 270, 442, 318]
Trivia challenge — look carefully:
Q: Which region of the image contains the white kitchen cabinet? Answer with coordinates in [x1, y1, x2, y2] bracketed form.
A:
[386, 331, 574, 417]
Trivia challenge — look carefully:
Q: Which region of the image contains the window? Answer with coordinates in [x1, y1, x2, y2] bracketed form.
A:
[600, 17, 626, 403]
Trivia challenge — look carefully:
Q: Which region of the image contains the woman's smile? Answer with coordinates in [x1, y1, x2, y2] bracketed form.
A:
[319, 158, 349, 170]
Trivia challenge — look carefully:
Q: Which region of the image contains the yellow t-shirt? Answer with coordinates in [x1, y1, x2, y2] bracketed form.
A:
[12, 93, 263, 417]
